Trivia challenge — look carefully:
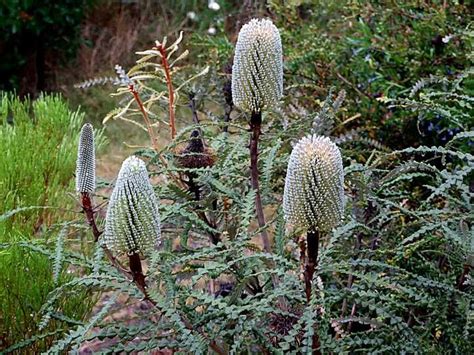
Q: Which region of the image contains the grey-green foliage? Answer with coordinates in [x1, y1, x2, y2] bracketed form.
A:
[9, 57, 473, 354]
[21, 123, 471, 353]
[385, 68, 474, 133]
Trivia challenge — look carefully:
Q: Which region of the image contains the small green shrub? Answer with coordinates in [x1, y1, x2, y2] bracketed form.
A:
[0, 94, 102, 352]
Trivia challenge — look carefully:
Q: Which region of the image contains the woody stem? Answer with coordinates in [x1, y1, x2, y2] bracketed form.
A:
[80, 192, 130, 276]
[304, 229, 321, 353]
[249, 111, 271, 253]
[129, 85, 159, 153]
[304, 229, 319, 302]
[157, 44, 176, 139]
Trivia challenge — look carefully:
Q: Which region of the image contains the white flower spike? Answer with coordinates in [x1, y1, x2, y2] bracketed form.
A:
[232, 18, 283, 113]
[76, 123, 96, 193]
[283, 135, 344, 232]
[103, 156, 161, 255]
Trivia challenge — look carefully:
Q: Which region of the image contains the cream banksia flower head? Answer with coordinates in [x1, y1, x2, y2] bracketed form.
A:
[103, 156, 161, 255]
[283, 135, 344, 232]
[76, 123, 96, 193]
[232, 18, 283, 113]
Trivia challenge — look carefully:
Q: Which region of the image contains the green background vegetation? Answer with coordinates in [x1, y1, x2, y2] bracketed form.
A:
[0, 95, 102, 351]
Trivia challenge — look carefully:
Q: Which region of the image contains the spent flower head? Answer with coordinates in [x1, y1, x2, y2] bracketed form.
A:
[175, 130, 216, 169]
[232, 18, 283, 113]
[76, 123, 96, 193]
[103, 156, 161, 255]
[283, 135, 344, 232]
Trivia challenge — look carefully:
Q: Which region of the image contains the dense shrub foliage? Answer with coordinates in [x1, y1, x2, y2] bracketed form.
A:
[1, 1, 472, 353]
[269, 0, 472, 148]
[0, 95, 102, 352]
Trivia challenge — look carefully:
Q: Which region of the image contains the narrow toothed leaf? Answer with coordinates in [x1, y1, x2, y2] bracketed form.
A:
[75, 123, 96, 193]
[232, 18, 283, 113]
[283, 135, 344, 232]
[103, 156, 161, 255]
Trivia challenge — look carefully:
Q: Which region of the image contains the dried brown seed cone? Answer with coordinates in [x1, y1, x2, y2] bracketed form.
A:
[175, 130, 216, 169]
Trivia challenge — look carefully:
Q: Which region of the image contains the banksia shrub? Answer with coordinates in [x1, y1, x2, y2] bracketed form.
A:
[283, 135, 344, 232]
[232, 18, 283, 113]
[75, 123, 96, 193]
[103, 156, 161, 255]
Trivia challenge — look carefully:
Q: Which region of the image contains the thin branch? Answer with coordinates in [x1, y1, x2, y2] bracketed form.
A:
[249, 112, 271, 253]
[189, 92, 200, 125]
[80, 192, 130, 277]
[128, 84, 160, 152]
[336, 72, 372, 99]
[156, 44, 176, 139]
[128, 84, 188, 191]
[187, 172, 221, 245]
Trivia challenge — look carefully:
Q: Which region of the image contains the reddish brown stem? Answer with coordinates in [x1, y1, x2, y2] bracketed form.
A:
[129, 84, 186, 189]
[304, 230, 320, 302]
[249, 112, 271, 253]
[129, 85, 159, 152]
[80, 192, 130, 276]
[156, 45, 176, 139]
[128, 252, 148, 296]
[304, 229, 321, 353]
[80, 192, 101, 242]
[299, 235, 306, 276]
[249, 112, 288, 311]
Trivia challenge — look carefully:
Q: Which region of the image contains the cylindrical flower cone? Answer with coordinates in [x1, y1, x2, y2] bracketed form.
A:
[76, 123, 96, 193]
[103, 156, 161, 255]
[283, 135, 344, 232]
[232, 18, 283, 114]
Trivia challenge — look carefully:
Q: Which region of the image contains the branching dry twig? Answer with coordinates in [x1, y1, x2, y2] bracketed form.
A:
[128, 84, 160, 152]
[156, 43, 176, 139]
